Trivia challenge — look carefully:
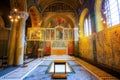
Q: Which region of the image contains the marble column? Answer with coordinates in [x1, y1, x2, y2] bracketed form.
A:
[8, 22, 17, 65]
[14, 12, 28, 65]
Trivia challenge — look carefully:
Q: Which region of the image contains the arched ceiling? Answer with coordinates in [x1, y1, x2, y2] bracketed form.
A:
[38, 0, 85, 11]
[29, 6, 42, 27]
[26, 0, 87, 28]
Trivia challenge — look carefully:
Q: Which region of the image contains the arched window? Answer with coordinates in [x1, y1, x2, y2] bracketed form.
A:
[84, 15, 92, 36]
[104, 0, 120, 27]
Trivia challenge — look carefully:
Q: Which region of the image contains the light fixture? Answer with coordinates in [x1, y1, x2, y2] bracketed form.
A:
[9, 8, 21, 22]
[8, 0, 22, 22]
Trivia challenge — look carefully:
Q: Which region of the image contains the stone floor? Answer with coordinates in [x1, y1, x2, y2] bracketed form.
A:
[0, 58, 35, 77]
[0, 66, 19, 77]
[74, 58, 118, 80]
[24, 60, 97, 80]
[0, 55, 118, 80]
[0, 59, 43, 80]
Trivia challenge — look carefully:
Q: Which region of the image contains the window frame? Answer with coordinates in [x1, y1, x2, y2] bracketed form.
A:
[84, 14, 92, 37]
[104, 0, 120, 27]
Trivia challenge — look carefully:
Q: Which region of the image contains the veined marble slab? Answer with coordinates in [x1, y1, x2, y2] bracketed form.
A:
[0, 59, 43, 80]
[0, 55, 74, 80]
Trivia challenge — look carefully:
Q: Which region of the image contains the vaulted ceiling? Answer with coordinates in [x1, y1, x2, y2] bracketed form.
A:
[0, 0, 89, 28]
[26, 0, 88, 27]
[37, 0, 86, 12]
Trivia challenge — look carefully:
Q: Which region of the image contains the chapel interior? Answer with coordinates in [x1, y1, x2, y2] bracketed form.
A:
[0, 0, 120, 80]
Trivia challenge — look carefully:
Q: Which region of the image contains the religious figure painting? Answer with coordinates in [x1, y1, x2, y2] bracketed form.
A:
[69, 29, 73, 40]
[51, 29, 55, 40]
[56, 27, 63, 40]
[64, 29, 69, 40]
[31, 29, 40, 39]
[27, 28, 44, 40]
[46, 29, 51, 40]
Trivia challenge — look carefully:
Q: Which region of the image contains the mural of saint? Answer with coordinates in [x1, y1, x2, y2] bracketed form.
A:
[69, 29, 73, 39]
[59, 30, 63, 39]
[64, 29, 68, 40]
[51, 30, 55, 40]
[46, 30, 51, 40]
[56, 27, 63, 40]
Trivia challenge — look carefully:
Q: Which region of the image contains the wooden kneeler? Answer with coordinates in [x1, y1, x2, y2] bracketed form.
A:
[52, 60, 67, 79]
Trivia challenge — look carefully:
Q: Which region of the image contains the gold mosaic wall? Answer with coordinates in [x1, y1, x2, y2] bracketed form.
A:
[79, 25, 120, 72]
[79, 36, 94, 62]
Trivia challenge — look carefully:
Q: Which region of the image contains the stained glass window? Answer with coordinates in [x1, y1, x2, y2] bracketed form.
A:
[84, 15, 92, 36]
[104, 0, 120, 27]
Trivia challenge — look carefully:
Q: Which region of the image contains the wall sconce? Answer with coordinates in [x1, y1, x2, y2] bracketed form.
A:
[9, 8, 21, 22]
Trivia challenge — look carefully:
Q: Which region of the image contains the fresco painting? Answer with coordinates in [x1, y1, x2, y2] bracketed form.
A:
[111, 27, 120, 70]
[80, 37, 94, 61]
[79, 26, 120, 71]
[27, 28, 44, 40]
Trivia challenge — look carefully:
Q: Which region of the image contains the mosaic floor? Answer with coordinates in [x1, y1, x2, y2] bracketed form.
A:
[0, 55, 117, 80]
[23, 60, 97, 80]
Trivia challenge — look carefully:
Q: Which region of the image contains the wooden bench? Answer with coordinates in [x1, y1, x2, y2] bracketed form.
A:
[52, 60, 67, 79]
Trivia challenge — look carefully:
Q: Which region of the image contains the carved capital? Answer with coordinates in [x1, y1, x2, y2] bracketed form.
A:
[19, 12, 29, 20]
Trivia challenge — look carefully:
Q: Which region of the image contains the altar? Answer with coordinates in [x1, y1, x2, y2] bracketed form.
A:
[27, 25, 74, 55]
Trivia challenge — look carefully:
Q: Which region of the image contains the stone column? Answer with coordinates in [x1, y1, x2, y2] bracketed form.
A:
[14, 12, 28, 65]
[8, 22, 17, 65]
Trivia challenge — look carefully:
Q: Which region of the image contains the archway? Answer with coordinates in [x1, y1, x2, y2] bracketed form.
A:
[29, 6, 42, 27]
[79, 8, 88, 38]
[44, 16, 74, 55]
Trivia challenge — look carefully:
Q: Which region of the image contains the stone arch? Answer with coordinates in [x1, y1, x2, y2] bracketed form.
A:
[79, 8, 88, 38]
[41, 1, 75, 14]
[29, 6, 42, 27]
